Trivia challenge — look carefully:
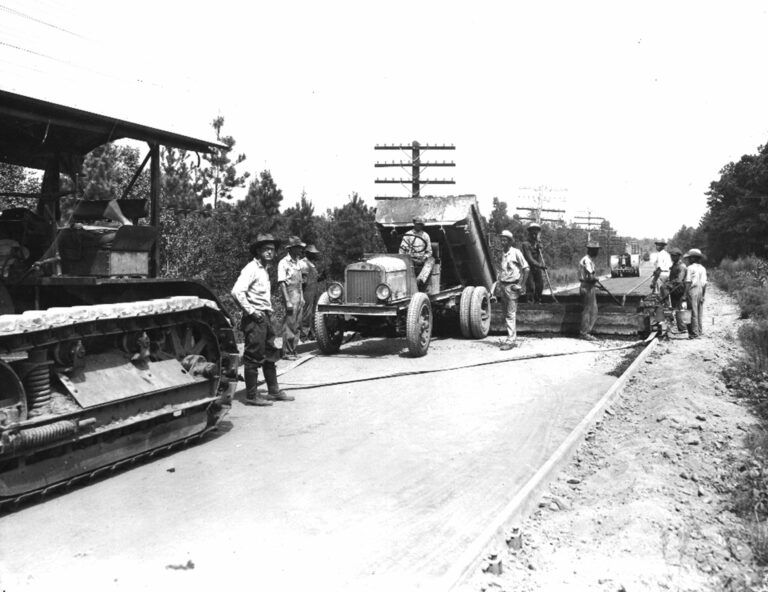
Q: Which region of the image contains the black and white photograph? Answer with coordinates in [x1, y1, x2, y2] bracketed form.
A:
[1, 1, 767, 590]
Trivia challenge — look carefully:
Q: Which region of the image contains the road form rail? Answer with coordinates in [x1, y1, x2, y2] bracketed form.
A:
[446, 332, 660, 590]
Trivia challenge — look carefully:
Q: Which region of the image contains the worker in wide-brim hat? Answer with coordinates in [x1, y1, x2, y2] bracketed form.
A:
[399, 217, 434, 289]
[278, 236, 307, 360]
[522, 223, 546, 304]
[578, 241, 601, 341]
[683, 248, 707, 339]
[298, 243, 321, 342]
[497, 229, 529, 350]
[232, 233, 290, 406]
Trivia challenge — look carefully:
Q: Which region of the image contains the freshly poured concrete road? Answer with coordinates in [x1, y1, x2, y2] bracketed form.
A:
[0, 335, 634, 592]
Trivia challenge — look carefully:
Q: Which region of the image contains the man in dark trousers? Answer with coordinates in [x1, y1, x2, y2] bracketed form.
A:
[521, 222, 546, 303]
[578, 241, 600, 341]
[231, 234, 294, 406]
[660, 247, 687, 331]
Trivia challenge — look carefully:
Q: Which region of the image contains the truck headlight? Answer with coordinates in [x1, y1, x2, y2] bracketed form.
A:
[375, 283, 392, 302]
[328, 282, 344, 301]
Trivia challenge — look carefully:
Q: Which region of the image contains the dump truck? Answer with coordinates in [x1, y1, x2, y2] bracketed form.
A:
[314, 195, 495, 357]
[0, 90, 239, 505]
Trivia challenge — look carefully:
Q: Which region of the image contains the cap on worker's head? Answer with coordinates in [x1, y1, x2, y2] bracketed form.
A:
[669, 247, 683, 256]
[587, 241, 600, 250]
[249, 233, 280, 255]
[500, 229, 515, 240]
[527, 222, 541, 231]
[655, 239, 668, 246]
[305, 244, 320, 254]
[684, 248, 704, 259]
[412, 216, 426, 225]
[286, 235, 306, 249]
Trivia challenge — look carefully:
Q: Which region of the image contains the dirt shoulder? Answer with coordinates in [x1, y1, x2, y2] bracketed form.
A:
[467, 284, 766, 592]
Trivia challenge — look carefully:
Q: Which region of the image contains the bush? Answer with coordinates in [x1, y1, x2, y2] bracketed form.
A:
[739, 320, 768, 373]
[737, 287, 768, 320]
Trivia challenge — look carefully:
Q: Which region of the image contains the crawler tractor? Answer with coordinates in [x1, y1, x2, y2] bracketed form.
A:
[0, 90, 239, 506]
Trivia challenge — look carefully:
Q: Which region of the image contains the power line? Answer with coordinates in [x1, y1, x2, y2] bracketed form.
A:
[0, 3, 87, 39]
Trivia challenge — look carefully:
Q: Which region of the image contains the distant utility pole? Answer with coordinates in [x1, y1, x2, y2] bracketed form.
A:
[374, 141, 455, 199]
[516, 185, 566, 224]
[574, 211, 605, 243]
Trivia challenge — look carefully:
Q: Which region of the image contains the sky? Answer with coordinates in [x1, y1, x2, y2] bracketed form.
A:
[2, 0, 767, 242]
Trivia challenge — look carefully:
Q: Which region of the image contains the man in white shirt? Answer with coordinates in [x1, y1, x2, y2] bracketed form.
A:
[232, 234, 293, 405]
[496, 229, 529, 350]
[578, 242, 601, 341]
[683, 248, 708, 339]
[278, 236, 306, 360]
[651, 240, 672, 292]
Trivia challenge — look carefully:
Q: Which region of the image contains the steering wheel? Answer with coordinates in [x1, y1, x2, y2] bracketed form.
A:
[404, 232, 429, 252]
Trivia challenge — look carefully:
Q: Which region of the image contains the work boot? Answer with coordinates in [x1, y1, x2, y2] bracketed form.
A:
[262, 362, 295, 402]
[243, 364, 273, 406]
[244, 395, 273, 406]
[580, 333, 598, 342]
[500, 341, 517, 351]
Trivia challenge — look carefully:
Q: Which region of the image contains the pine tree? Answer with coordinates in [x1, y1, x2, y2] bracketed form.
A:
[202, 116, 249, 207]
[283, 190, 318, 244]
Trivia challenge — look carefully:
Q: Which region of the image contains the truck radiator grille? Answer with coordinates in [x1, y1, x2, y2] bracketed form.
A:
[345, 269, 379, 304]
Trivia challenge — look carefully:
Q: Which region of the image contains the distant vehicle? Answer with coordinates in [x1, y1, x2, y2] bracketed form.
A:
[610, 251, 640, 277]
[314, 195, 495, 357]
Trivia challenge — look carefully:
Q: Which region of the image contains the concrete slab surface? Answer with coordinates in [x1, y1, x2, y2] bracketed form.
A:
[0, 335, 638, 592]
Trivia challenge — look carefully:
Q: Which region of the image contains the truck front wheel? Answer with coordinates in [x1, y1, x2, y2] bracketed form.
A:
[314, 292, 344, 354]
[406, 292, 432, 357]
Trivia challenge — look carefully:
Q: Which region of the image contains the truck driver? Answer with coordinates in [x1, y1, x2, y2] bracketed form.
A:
[399, 216, 434, 289]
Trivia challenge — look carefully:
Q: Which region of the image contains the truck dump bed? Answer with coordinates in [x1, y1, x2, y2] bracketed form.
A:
[375, 195, 496, 290]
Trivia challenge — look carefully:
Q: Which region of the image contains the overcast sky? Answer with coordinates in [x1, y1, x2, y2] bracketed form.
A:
[2, 0, 767, 241]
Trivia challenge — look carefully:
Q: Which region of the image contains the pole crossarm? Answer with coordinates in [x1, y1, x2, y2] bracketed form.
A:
[375, 162, 455, 167]
[375, 144, 455, 150]
[374, 179, 455, 184]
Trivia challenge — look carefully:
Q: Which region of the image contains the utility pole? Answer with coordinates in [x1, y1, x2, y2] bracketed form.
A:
[516, 185, 566, 224]
[374, 141, 455, 199]
[574, 211, 605, 243]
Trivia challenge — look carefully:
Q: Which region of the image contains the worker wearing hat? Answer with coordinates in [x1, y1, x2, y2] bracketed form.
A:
[278, 236, 307, 360]
[659, 247, 688, 331]
[521, 222, 546, 303]
[496, 229, 529, 350]
[399, 216, 435, 289]
[231, 233, 291, 406]
[651, 239, 672, 292]
[299, 243, 321, 342]
[578, 241, 601, 341]
[683, 248, 707, 339]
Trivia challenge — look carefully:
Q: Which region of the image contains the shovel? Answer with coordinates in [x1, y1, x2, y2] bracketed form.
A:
[596, 280, 624, 307]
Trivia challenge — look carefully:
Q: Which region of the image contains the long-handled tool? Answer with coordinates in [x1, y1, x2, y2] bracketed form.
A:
[596, 280, 624, 307]
[537, 245, 559, 304]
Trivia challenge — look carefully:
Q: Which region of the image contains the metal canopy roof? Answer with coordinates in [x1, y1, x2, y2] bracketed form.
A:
[0, 89, 225, 170]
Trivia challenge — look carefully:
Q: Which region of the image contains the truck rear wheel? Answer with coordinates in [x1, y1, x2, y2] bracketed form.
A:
[469, 286, 491, 338]
[458, 286, 474, 338]
[314, 292, 344, 354]
[406, 292, 432, 357]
